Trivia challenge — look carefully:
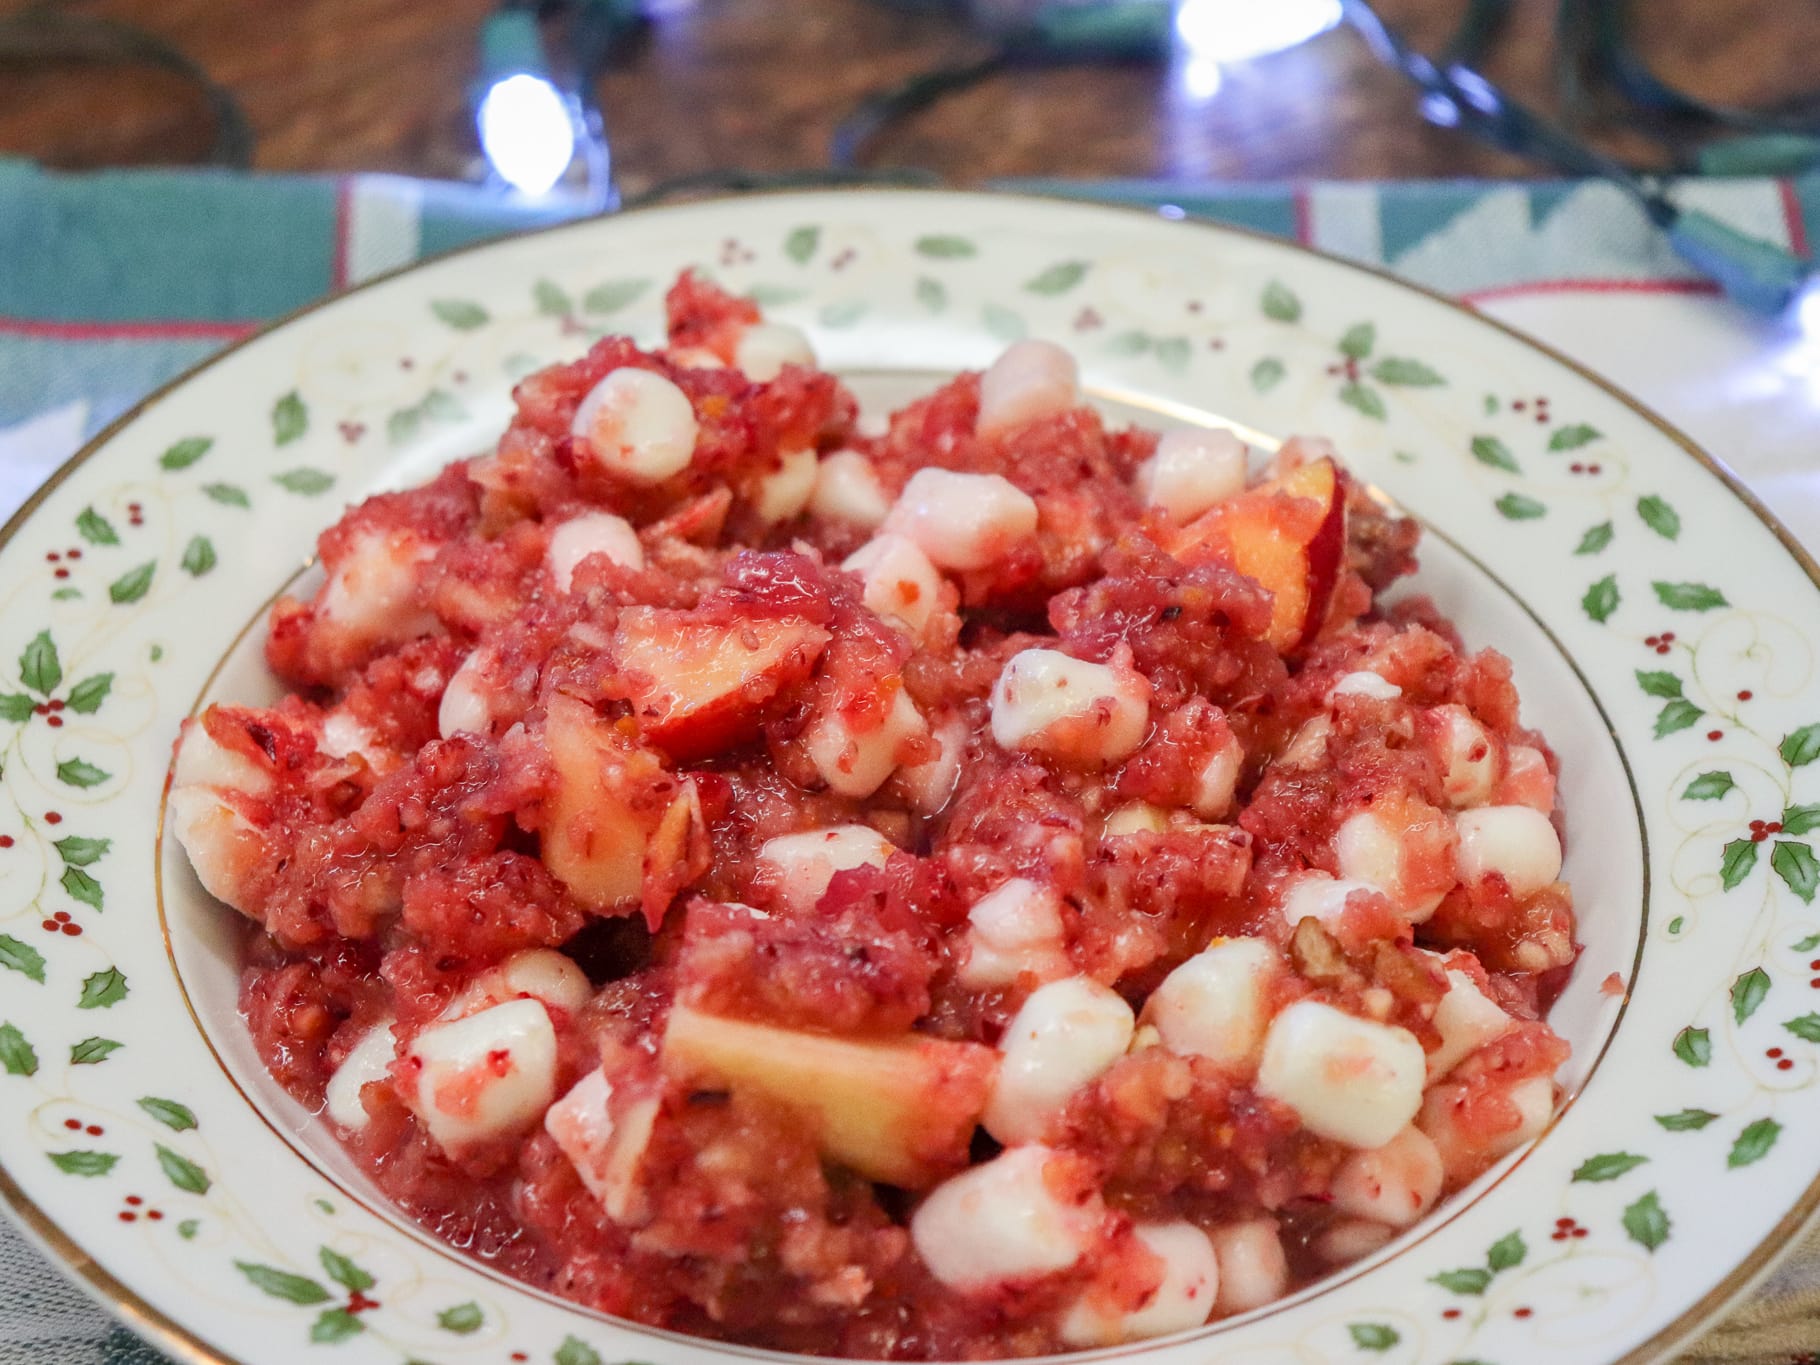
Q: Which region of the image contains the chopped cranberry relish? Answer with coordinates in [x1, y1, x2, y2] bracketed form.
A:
[173, 272, 1576, 1357]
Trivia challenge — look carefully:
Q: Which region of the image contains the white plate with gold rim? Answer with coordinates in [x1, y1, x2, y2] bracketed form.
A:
[0, 190, 1816, 1365]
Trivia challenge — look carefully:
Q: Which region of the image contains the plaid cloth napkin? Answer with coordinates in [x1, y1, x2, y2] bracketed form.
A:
[2, 160, 1818, 1364]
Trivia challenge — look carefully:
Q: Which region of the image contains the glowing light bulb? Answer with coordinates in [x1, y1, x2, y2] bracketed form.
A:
[477, 73, 577, 197]
[1181, 53, 1225, 100]
[1174, 0, 1342, 63]
[1796, 278, 1820, 338]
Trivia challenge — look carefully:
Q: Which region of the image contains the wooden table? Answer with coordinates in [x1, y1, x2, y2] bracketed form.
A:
[2, 0, 1817, 193]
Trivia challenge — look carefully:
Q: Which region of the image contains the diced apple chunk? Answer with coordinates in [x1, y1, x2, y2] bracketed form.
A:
[542, 693, 669, 909]
[662, 1004, 996, 1187]
[615, 606, 830, 761]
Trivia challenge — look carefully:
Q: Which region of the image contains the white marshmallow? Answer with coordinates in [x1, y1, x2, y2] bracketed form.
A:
[1428, 967, 1513, 1076]
[1140, 428, 1248, 524]
[752, 446, 819, 523]
[883, 468, 1038, 571]
[1208, 1220, 1288, 1316]
[543, 1068, 661, 1224]
[984, 977, 1135, 1144]
[1499, 744, 1555, 813]
[809, 450, 890, 528]
[438, 648, 498, 740]
[173, 720, 272, 795]
[571, 368, 699, 484]
[444, 948, 593, 1021]
[804, 687, 928, 798]
[1431, 705, 1497, 808]
[404, 998, 559, 1153]
[843, 534, 944, 636]
[1144, 938, 1279, 1072]
[324, 1021, 397, 1131]
[318, 710, 376, 763]
[733, 321, 815, 382]
[1255, 1001, 1426, 1150]
[989, 648, 1150, 766]
[1279, 715, 1332, 769]
[168, 786, 264, 911]
[758, 825, 897, 913]
[1455, 806, 1562, 900]
[1335, 809, 1444, 921]
[1192, 734, 1244, 819]
[1329, 1126, 1444, 1228]
[1280, 871, 1378, 929]
[896, 715, 966, 816]
[1330, 670, 1402, 702]
[1422, 1075, 1554, 1178]
[1314, 1218, 1396, 1265]
[1103, 802, 1169, 837]
[1061, 1222, 1219, 1345]
[960, 879, 1071, 989]
[319, 528, 438, 645]
[976, 339, 1081, 436]
[547, 511, 645, 592]
[911, 1145, 1099, 1290]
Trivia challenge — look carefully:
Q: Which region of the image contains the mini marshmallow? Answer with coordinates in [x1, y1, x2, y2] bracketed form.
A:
[883, 468, 1038, 571]
[444, 948, 593, 1021]
[1208, 1220, 1288, 1316]
[1430, 705, 1497, 809]
[571, 368, 699, 484]
[1330, 670, 1402, 702]
[547, 511, 645, 593]
[1060, 1221, 1219, 1346]
[984, 977, 1134, 1144]
[405, 998, 559, 1153]
[911, 1145, 1100, 1290]
[733, 321, 815, 382]
[810, 450, 891, 528]
[1192, 734, 1244, 819]
[977, 339, 1081, 436]
[1329, 1125, 1444, 1228]
[1334, 808, 1448, 921]
[1280, 871, 1378, 929]
[1103, 802, 1169, 837]
[1255, 1001, 1427, 1150]
[1428, 966, 1513, 1076]
[960, 879, 1071, 989]
[1455, 806, 1562, 900]
[989, 648, 1150, 767]
[544, 1068, 661, 1224]
[752, 447, 819, 523]
[758, 825, 897, 913]
[1144, 938, 1279, 1072]
[324, 1021, 397, 1131]
[1141, 428, 1247, 523]
[438, 648, 497, 740]
[843, 535, 944, 636]
[318, 528, 438, 646]
[804, 687, 928, 798]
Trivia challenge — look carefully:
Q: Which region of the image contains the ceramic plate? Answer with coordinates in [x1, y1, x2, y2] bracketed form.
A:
[2, 190, 1817, 1365]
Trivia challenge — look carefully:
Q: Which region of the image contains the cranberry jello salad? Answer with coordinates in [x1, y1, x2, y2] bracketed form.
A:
[170, 273, 1576, 1358]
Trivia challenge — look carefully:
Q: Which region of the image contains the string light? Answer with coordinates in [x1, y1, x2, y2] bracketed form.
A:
[1173, 0, 1342, 65]
[477, 73, 578, 197]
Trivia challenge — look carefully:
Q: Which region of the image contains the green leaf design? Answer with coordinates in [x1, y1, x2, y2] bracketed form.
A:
[65, 674, 112, 714]
[1653, 580, 1729, 612]
[0, 1022, 37, 1076]
[1339, 382, 1386, 420]
[1495, 492, 1546, 520]
[75, 506, 119, 546]
[436, 1301, 484, 1334]
[1346, 1323, 1399, 1352]
[177, 1219, 199, 1239]
[1430, 1267, 1493, 1294]
[1729, 1117, 1781, 1168]
[1654, 699, 1703, 737]
[1780, 725, 1820, 768]
[1783, 803, 1820, 835]
[57, 758, 110, 788]
[273, 468, 334, 496]
[1797, 932, 1820, 951]
[49, 1150, 118, 1177]
[77, 967, 127, 1009]
[155, 1144, 210, 1194]
[582, 278, 649, 314]
[1733, 967, 1772, 1022]
[387, 408, 421, 445]
[1674, 1025, 1712, 1066]
[420, 389, 466, 423]
[158, 437, 213, 471]
[783, 226, 820, 264]
[431, 299, 490, 330]
[555, 1335, 605, 1365]
[69, 1037, 122, 1065]
[914, 276, 946, 312]
[1637, 494, 1680, 540]
[1784, 1014, 1820, 1042]
[914, 234, 975, 259]
[60, 865, 101, 911]
[0, 936, 46, 983]
[107, 561, 155, 605]
[1682, 771, 1735, 801]
[1655, 1108, 1719, 1131]
[1722, 838, 1760, 889]
[1582, 574, 1620, 623]
[1024, 260, 1088, 294]
[1773, 840, 1819, 903]
[309, 1309, 364, 1344]
[1107, 330, 1150, 356]
[138, 1097, 197, 1132]
[1153, 336, 1191, 371]
[1370, 356, 1444, 386]
[981, 303, 1025, 342]
[1549, 423, 1601, 451]
[236, 1261, 332, 1305]
[50, 588, 80, 602]
[1251, 357, 1286, 392]
[1635, 670, 1682, 699]
[1486, 1229, 1526, 1270]
[20, 631, 61, 695]
[0, 694, 33, 722]
[1622, 1191, 1670, 1251]
[319, 1246, 376, 1292]
[533, 279, 572, 317]
[180, 536, 216, 577]
[202, 482, 250, 508]
[1470, 434, 1520, 473]
[1572, 1151, 1649, 1182]
[818, 300, 868, 329]
[272, 391, 307, 446]
[1576, 521, 1614, 555]
[1260, 280, 1301, 322]
[1337, 322, 1376, 359]
[743, 284, 807, 307]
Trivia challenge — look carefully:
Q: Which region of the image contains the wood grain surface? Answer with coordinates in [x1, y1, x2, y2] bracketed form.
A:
[1, 0, 1817, 189]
